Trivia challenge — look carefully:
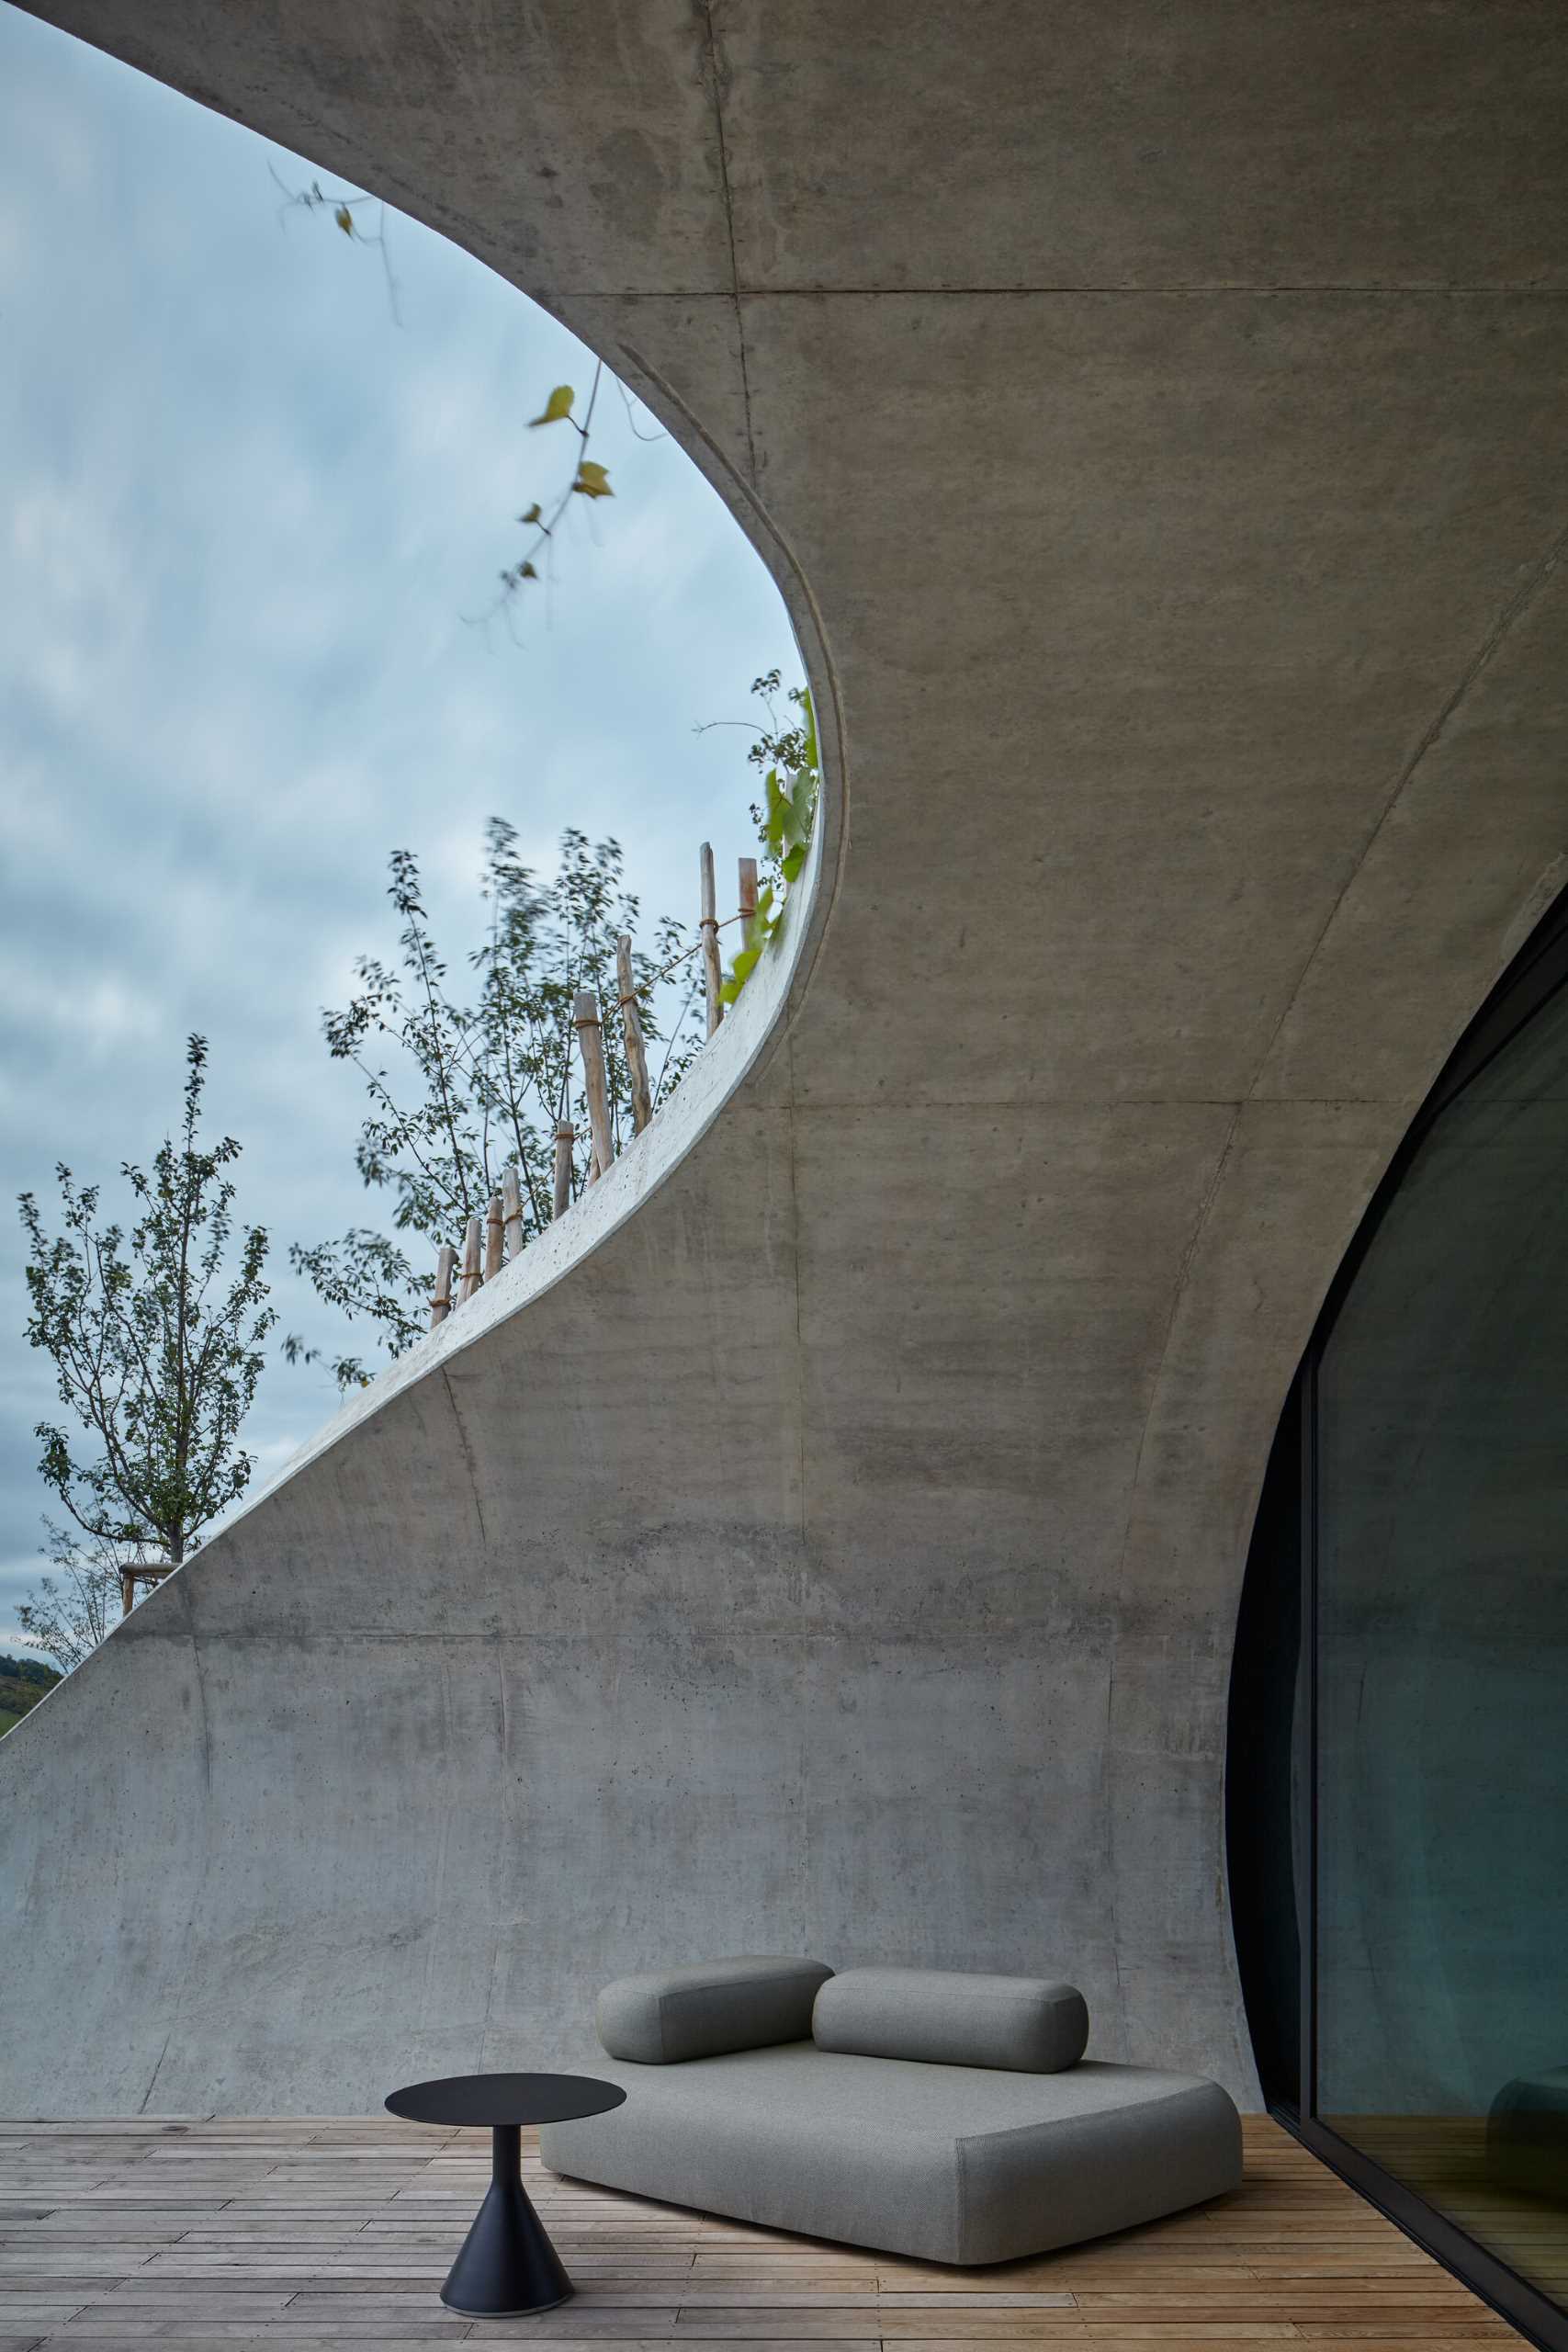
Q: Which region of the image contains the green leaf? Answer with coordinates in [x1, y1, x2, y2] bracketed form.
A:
[529, 384, 575, 426]
[767, 784, 804, 854]
[519, 560, 538, 582]
[519, 502, 543, 526]
[761, 772, 789, 856]
[572, 461, 614, 499]
[720, 945, 761, 1005]
[781, 844, 807, 885]
[334, 205, 355, 235]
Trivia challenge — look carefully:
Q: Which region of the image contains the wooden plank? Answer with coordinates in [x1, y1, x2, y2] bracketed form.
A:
[0, 2117, 1528, 2352]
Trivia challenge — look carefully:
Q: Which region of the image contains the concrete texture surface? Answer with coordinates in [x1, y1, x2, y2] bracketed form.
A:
[4, 0, 1567, 2115]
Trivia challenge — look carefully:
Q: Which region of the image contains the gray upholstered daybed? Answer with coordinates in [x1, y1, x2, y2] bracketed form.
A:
[540, 1956, 1241, 2266]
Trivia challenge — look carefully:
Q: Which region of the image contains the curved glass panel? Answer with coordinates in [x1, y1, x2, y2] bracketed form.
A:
[1231, 899, 1568, 2346]
[1318, 978, 1568, 2301]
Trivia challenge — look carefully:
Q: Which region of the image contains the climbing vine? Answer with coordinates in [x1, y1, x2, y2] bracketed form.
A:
[495, 372, 615, 607]
[269, 168, 402, 322]
[721, 672, 820, 1007]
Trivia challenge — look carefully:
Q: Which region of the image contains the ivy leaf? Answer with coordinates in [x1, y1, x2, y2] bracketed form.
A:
[334, 205, 355, 235]
[781, 844, 807, 885]
[573, 461, 614, 500]
[519, 502, 543, 526]
[529, 384, 575, 426]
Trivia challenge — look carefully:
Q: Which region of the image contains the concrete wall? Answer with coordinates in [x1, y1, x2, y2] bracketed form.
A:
[6, 0, 1568, 2116]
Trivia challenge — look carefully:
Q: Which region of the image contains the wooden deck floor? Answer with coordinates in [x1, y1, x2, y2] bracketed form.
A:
[0, 2115, 1526, 2352]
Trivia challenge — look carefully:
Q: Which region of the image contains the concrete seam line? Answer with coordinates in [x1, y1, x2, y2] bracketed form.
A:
[694, 0, 757, 490]
[536, 283, 1568, 301]
[1247, 512, 1568, 1102]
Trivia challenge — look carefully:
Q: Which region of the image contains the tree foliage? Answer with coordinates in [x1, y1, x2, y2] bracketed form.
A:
[16, 1036, 275, 1661]
[0, 1653, 58, 1690]
[13, 1528, 130, 1676]
[287, 824, 705, 1388]
[0, 1646, 62, 1734]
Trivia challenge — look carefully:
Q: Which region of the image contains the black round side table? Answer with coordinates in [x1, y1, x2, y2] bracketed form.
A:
[386, 2071, 626, 2317]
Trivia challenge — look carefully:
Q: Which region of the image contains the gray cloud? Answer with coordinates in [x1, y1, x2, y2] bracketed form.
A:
[0, 4, 800, 1645]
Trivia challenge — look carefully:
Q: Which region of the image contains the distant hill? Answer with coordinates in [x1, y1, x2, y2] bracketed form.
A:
[0, 1653, 62, 1736]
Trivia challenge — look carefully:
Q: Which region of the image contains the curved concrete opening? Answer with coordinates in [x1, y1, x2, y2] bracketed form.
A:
[5, 1, 1568, 2126]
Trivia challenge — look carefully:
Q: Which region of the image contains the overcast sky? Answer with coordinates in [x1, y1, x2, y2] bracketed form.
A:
[0, 5, 801, 1650]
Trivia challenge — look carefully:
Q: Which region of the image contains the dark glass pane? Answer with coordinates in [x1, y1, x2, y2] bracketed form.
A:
[1316, 979, 1568, 2308]
[1227, 1383, 1304, 2118]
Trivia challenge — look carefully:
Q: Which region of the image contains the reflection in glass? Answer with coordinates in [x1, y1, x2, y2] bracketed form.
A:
[1315, 981, 1568, 2310]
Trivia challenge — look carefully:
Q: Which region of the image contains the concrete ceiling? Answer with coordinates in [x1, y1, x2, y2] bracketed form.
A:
[4, 0, 1567, 2112]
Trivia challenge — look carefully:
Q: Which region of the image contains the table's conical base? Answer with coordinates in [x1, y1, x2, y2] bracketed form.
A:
[441, 2175, 573, 2317]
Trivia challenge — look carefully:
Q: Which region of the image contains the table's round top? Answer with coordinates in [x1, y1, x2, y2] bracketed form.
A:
[385, 2071, 626, 2128]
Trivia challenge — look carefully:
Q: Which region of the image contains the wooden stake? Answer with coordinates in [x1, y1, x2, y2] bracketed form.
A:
[431, 1242, 457, 1328]
[699, 841, 723, 1036]
[502, 1166, 524, 1260]
[459, 1214, 482, 1303]
[484, 1190, 505, 1281]
[553, 1122, 574, 1219]
[616, 933, 653, 1136]
[574, 989, 615, 1182]
[738, 854, 758, 930]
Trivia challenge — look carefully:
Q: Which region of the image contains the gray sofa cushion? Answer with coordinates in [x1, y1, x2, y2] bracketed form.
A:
[595, 1955, 833, 2064]
[813, 1967, 1089, 2073]
[541, 2041, 1241, 2265]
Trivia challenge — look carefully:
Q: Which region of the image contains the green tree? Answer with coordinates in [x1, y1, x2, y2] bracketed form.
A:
[17, 1037, 275, 1635]
[287, 823, 704, 1388]
[13, 1530, 125, 1676]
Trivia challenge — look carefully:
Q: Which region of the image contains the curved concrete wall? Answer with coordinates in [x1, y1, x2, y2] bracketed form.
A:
[6, 0, 1568, 2115]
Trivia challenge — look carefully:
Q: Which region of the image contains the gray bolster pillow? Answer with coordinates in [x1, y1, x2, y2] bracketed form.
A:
[596, 1954, 834, 2064]
[812, 1967, 1089, 2072]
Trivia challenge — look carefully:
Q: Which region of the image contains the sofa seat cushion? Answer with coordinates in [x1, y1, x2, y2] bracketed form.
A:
[540, 2041, 1241, 2266]
[814, 1967, 1088, 2073]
